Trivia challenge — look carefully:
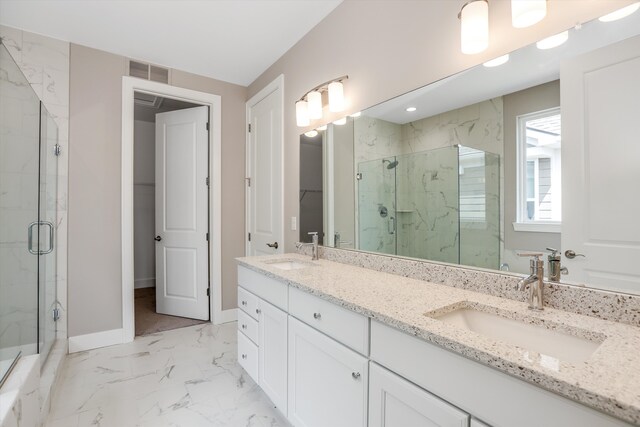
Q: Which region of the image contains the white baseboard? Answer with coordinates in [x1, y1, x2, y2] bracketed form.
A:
[68, 328, 124, 353]
[134, 278, 155, 289]
[218, 308, 237, 324]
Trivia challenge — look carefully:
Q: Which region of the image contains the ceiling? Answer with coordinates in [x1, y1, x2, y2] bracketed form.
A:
[0, 0, 342, 86]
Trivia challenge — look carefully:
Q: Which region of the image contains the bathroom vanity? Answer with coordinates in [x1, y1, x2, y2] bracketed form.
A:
[236, 253, 640, 427]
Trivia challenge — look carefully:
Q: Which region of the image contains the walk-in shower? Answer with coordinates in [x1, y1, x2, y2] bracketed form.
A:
[0, 42, 60, 386]
[357, 146, 500, 269]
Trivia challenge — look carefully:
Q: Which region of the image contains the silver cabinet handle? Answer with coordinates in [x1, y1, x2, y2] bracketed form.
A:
[565, 250, 586, 259]
[28, 221, 54, 255]
[256, 308, 261, 314]
[241, 324, 247, 329]
[241, 354, 247, 359]
[388, 216, 396, 235]
[313, 312, 321, 319]
[241, 300, 247, 306]
[28, 221, 38, 255]
[352, 372, 361, 379]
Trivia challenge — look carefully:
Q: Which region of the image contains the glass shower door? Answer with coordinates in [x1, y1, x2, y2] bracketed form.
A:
[0, 43, 41, 384]
[38, 103, 58, 363]
[357, 156, 397, 255]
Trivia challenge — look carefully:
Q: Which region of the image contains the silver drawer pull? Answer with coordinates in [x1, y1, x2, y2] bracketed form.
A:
[241, 300, 247, 306]
[242, 324, 247, 329]
[256, 308, 261, 314]
[313, 312, 321, 319]
[352, 372, 361, 379]
[242, 354, 247, 359]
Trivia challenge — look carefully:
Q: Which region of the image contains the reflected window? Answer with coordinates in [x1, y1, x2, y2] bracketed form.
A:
[517, 108, 562, 225]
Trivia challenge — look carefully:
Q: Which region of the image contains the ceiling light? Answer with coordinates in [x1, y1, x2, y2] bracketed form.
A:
[328, 81, 345, 112]
[459, 0, 489, 55]
[536, 31, 568, 49]
[304, 130, 319, 138]
[317, 125, 327, 131]
[350, 112, 362, 118]
[483, 54, 510, 67]
[307, 91, 323, 120]
[406, 107, 417, 112]
[296, 100, 309, 127]
[599, 2, 640, 22]
[511, 0, 547, 28]
[333, 117, 347, 125]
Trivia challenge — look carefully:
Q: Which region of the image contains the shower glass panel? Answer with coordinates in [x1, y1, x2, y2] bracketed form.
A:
[0, 43, 41, 384]
[0, 43, 59, 386]
[357, 156, 397, 255]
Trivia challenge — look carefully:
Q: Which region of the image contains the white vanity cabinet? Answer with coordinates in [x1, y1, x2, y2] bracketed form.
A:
[287, 317, 368, 427]
[369, 362, 469, 427]
[257, 298, 288, 415]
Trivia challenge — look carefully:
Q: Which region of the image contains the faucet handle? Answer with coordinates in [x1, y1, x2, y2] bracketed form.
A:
[308, 232, 318, 236]
[517, 252, 544, 259]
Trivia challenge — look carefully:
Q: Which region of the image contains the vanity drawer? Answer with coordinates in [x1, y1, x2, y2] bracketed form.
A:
[237, 309, 259, 344]
[238, 286, 259, 320]
[237, 331, 258, 383]
[238, 266, 288, 311]
[289, 286, 369, 355]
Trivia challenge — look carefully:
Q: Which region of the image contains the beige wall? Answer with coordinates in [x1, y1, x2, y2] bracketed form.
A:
[68, 44, 246, 337]
[247, 0, 635, 251]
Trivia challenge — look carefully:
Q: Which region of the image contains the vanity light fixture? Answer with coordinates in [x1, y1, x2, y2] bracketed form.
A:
[350, 111, 362, 118]
[536, 31, 568, 49]
[459, 0, 489, 55]
[333, 117, 347, 125]
[296, 100, 310, 127]
[511, 0, 547, 28]
[296, 75, 348, 127]
[304, 130, 319, 138]
[599, 2, 640, 22]
[483, 54, 510, 67]
[307, 91, 323, 120]
[406, 107, 417, 112]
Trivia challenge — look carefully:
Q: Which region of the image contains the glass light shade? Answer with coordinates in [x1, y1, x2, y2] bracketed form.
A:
[296, 100, 310, 127]
[333, 117, 347, 125]
[304, 130, 318, 138]
[307, 91, 323, 119]
[483, 54, 510, 67]
[511, 0, 547, 28]
[536, 31, 568, 50]
[328, 81, 345, 112]
[599, 2, 640, 22]
[460, 0, 489, 55]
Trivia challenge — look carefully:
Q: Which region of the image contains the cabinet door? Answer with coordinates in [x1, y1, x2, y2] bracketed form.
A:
[258, 298, 288, 415]
[288, 317, 368, 427]
[369, 363, 469, 427]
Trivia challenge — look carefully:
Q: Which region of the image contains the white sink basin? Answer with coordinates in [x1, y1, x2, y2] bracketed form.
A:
[265, 260, 315, 271]
[430, 306, 604, 364]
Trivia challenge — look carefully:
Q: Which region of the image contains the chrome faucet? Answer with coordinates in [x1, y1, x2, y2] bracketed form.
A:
[296, 232, 319, 260]
[516, 253, 545, 311]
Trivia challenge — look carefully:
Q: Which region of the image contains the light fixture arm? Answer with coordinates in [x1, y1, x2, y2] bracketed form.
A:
[298, 75, 349, 102]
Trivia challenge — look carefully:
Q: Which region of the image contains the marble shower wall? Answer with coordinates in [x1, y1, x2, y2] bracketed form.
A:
[353, 98, 503, 269]
[0, 25, 70, 342]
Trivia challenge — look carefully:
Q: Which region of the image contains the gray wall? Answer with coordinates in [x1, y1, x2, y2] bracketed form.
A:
[503, 80, 561, 251]
[68, 44, 247, 337]
[246, 0, 634, 252]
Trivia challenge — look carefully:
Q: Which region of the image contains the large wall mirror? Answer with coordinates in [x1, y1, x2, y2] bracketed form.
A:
[299, 12, 640, 295]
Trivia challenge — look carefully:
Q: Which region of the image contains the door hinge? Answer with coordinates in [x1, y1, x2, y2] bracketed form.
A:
[356, 172, 363, 180]
[206, 288, 210, 297]
[206, 122, 209, 131]
[245, 177, 251, 187]
[248, 232, 251, 242]
[206, 177, 210, 186]
[248, 123, 251, 133]
[206, 233, 209, 241]
[54, 144, 62, 157]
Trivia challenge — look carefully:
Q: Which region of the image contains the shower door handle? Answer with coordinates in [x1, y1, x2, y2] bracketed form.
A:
[27, 221, 54, 255]
[388, 216, 396, 235]
[41, 221, 54, 254]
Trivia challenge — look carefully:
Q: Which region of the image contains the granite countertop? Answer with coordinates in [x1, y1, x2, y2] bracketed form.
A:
[236, 253, 640, 425]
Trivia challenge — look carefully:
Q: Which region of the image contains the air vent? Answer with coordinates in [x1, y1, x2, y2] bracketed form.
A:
[129, 60, 170, 84]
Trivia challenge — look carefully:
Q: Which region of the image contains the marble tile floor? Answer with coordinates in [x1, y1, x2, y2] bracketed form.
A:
[45, 323, 289, 427]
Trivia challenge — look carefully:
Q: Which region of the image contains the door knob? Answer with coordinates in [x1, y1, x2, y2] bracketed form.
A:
[564, 250, 585, 259]
[266, 241, 278, 249]
[154, 236, 162, 242]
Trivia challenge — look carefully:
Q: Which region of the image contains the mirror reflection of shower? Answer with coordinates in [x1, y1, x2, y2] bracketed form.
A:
[383, 159, 399, 169]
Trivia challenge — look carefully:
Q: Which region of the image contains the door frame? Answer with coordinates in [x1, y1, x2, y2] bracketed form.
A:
[245, 74, 285, 255]
[121, 76, 222, 343]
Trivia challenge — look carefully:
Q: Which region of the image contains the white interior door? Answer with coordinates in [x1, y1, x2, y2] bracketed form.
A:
[247, 79, 283, 256]
[155, 106, 209, 320]
[561, 34, 640, 292]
